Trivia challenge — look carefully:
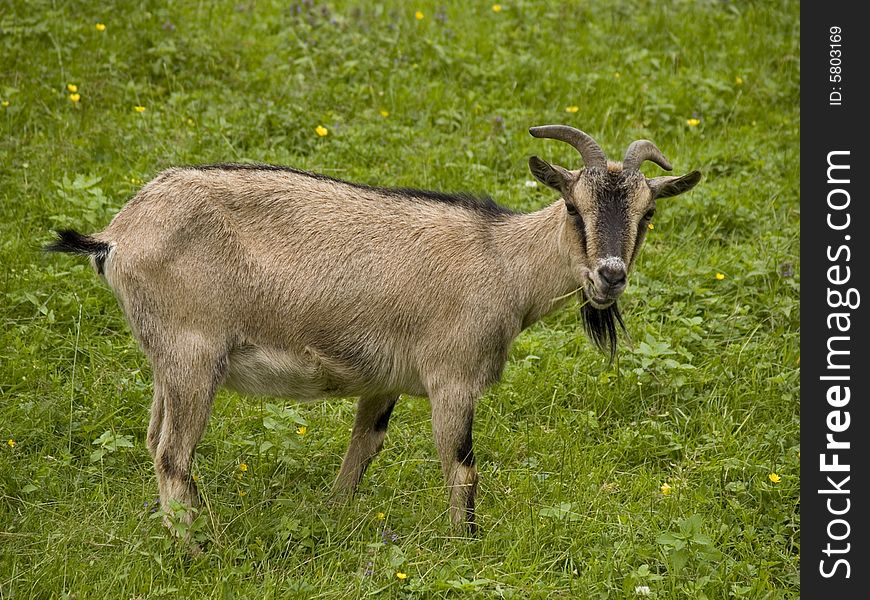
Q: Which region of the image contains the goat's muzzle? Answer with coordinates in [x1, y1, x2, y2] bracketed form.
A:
[586, 257, 628, 308]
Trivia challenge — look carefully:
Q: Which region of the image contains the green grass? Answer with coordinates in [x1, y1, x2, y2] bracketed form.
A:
[1, 1, 799, 598]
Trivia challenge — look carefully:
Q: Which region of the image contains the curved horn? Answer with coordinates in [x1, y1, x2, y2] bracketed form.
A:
[529, 125, 607, 169]
[622, 140, 673, 172]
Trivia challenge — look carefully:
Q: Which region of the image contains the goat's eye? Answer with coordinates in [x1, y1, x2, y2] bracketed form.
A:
[566, 203, 578, 215]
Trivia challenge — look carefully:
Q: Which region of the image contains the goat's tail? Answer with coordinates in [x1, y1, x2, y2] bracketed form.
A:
[45, 229, 111, 275]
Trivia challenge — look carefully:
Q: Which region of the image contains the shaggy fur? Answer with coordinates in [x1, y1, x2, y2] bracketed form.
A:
[46, 128, 700, 538]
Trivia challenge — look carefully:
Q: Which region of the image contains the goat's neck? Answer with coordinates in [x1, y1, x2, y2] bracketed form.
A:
[496, 202, 580, 328]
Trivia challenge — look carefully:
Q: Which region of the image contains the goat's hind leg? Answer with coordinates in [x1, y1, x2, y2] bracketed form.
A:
[150, 338, 227, 535]
[146, 379, 165, 459]
[333, 394, 399, 496]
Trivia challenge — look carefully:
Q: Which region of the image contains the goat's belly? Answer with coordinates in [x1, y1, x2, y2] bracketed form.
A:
[223, 345, 365, 400]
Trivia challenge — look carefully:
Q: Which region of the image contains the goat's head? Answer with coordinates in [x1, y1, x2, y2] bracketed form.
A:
[529, 125, 701, 356]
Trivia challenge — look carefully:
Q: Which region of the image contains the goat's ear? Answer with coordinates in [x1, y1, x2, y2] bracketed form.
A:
[648, 170, 702, 199]
[529, 156, 572, 194]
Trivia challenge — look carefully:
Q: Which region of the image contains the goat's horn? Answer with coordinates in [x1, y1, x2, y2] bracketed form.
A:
[622, 140, 673, 172]
[529, 125, 607, 169]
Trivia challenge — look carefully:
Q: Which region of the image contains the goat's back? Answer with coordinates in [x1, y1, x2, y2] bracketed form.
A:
[97, 166, 519, 398]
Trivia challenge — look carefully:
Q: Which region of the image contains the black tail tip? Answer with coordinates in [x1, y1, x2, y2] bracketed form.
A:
[44, 229, 109, 256]
[44, 230, 110, 275]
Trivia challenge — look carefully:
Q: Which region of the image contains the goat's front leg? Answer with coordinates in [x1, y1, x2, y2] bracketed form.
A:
[333, 394, 399, 495]
[430, 389, 479, 534]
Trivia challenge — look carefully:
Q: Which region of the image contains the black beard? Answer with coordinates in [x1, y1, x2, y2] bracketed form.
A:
[580, 294, 626, 363]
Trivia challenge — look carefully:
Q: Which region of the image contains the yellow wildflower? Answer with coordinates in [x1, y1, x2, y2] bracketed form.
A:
[768, 472, 781, 484]
[376, 512, 386, 520]
[660, 482, 672, 495]
[239, 489, 247, 497]
[379, 109, 390, 118]
[396, 572, 408, 580]
[239, 463, 248, 472]
[614, 72, 621, 79]
[715, 272, 726, 280]
[735, 76, 744, 85]
[7, 439, 15, 448]
[134, 105, 146, 113]
[95, 23, 106, 32]
[315, 125, 328, 137]
[297, 426, 307, 436]
[415, 11, 424, 20]
[565, 105, 579, 113]
[67, 84, 78, 93]
[492, 4, 502, 12]
[647, 222, 654, 230]
[69, 93, 81, 103]
[1, 100, 9, 108]
[687, 118, 701, 127]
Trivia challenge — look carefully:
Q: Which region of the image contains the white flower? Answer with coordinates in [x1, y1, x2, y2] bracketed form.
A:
[524, 180, 538, 188]
[635, 586, 652, 596]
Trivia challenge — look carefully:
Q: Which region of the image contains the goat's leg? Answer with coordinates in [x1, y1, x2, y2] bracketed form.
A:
[333, 394, 399, 495]
[151, 342, 226, 533]
[430, 391, 478, 533]
[146, 380, 165, 459]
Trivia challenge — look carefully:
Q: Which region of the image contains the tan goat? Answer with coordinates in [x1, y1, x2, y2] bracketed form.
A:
[46, 125, 701, 536]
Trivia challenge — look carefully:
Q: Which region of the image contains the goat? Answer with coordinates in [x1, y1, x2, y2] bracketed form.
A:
[46, 125, 700, 536]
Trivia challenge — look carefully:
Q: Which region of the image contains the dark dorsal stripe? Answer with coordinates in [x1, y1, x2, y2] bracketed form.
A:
[187, 163, 514, 218]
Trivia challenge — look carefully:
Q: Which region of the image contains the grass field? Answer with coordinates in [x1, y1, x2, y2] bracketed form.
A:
[1, 1, 800, 598]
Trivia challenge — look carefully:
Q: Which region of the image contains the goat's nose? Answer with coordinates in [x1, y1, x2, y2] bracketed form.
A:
[598, 264, 627, 287]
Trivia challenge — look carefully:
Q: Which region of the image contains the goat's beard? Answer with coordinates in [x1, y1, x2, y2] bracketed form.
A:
[580, 294, 626, 363]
